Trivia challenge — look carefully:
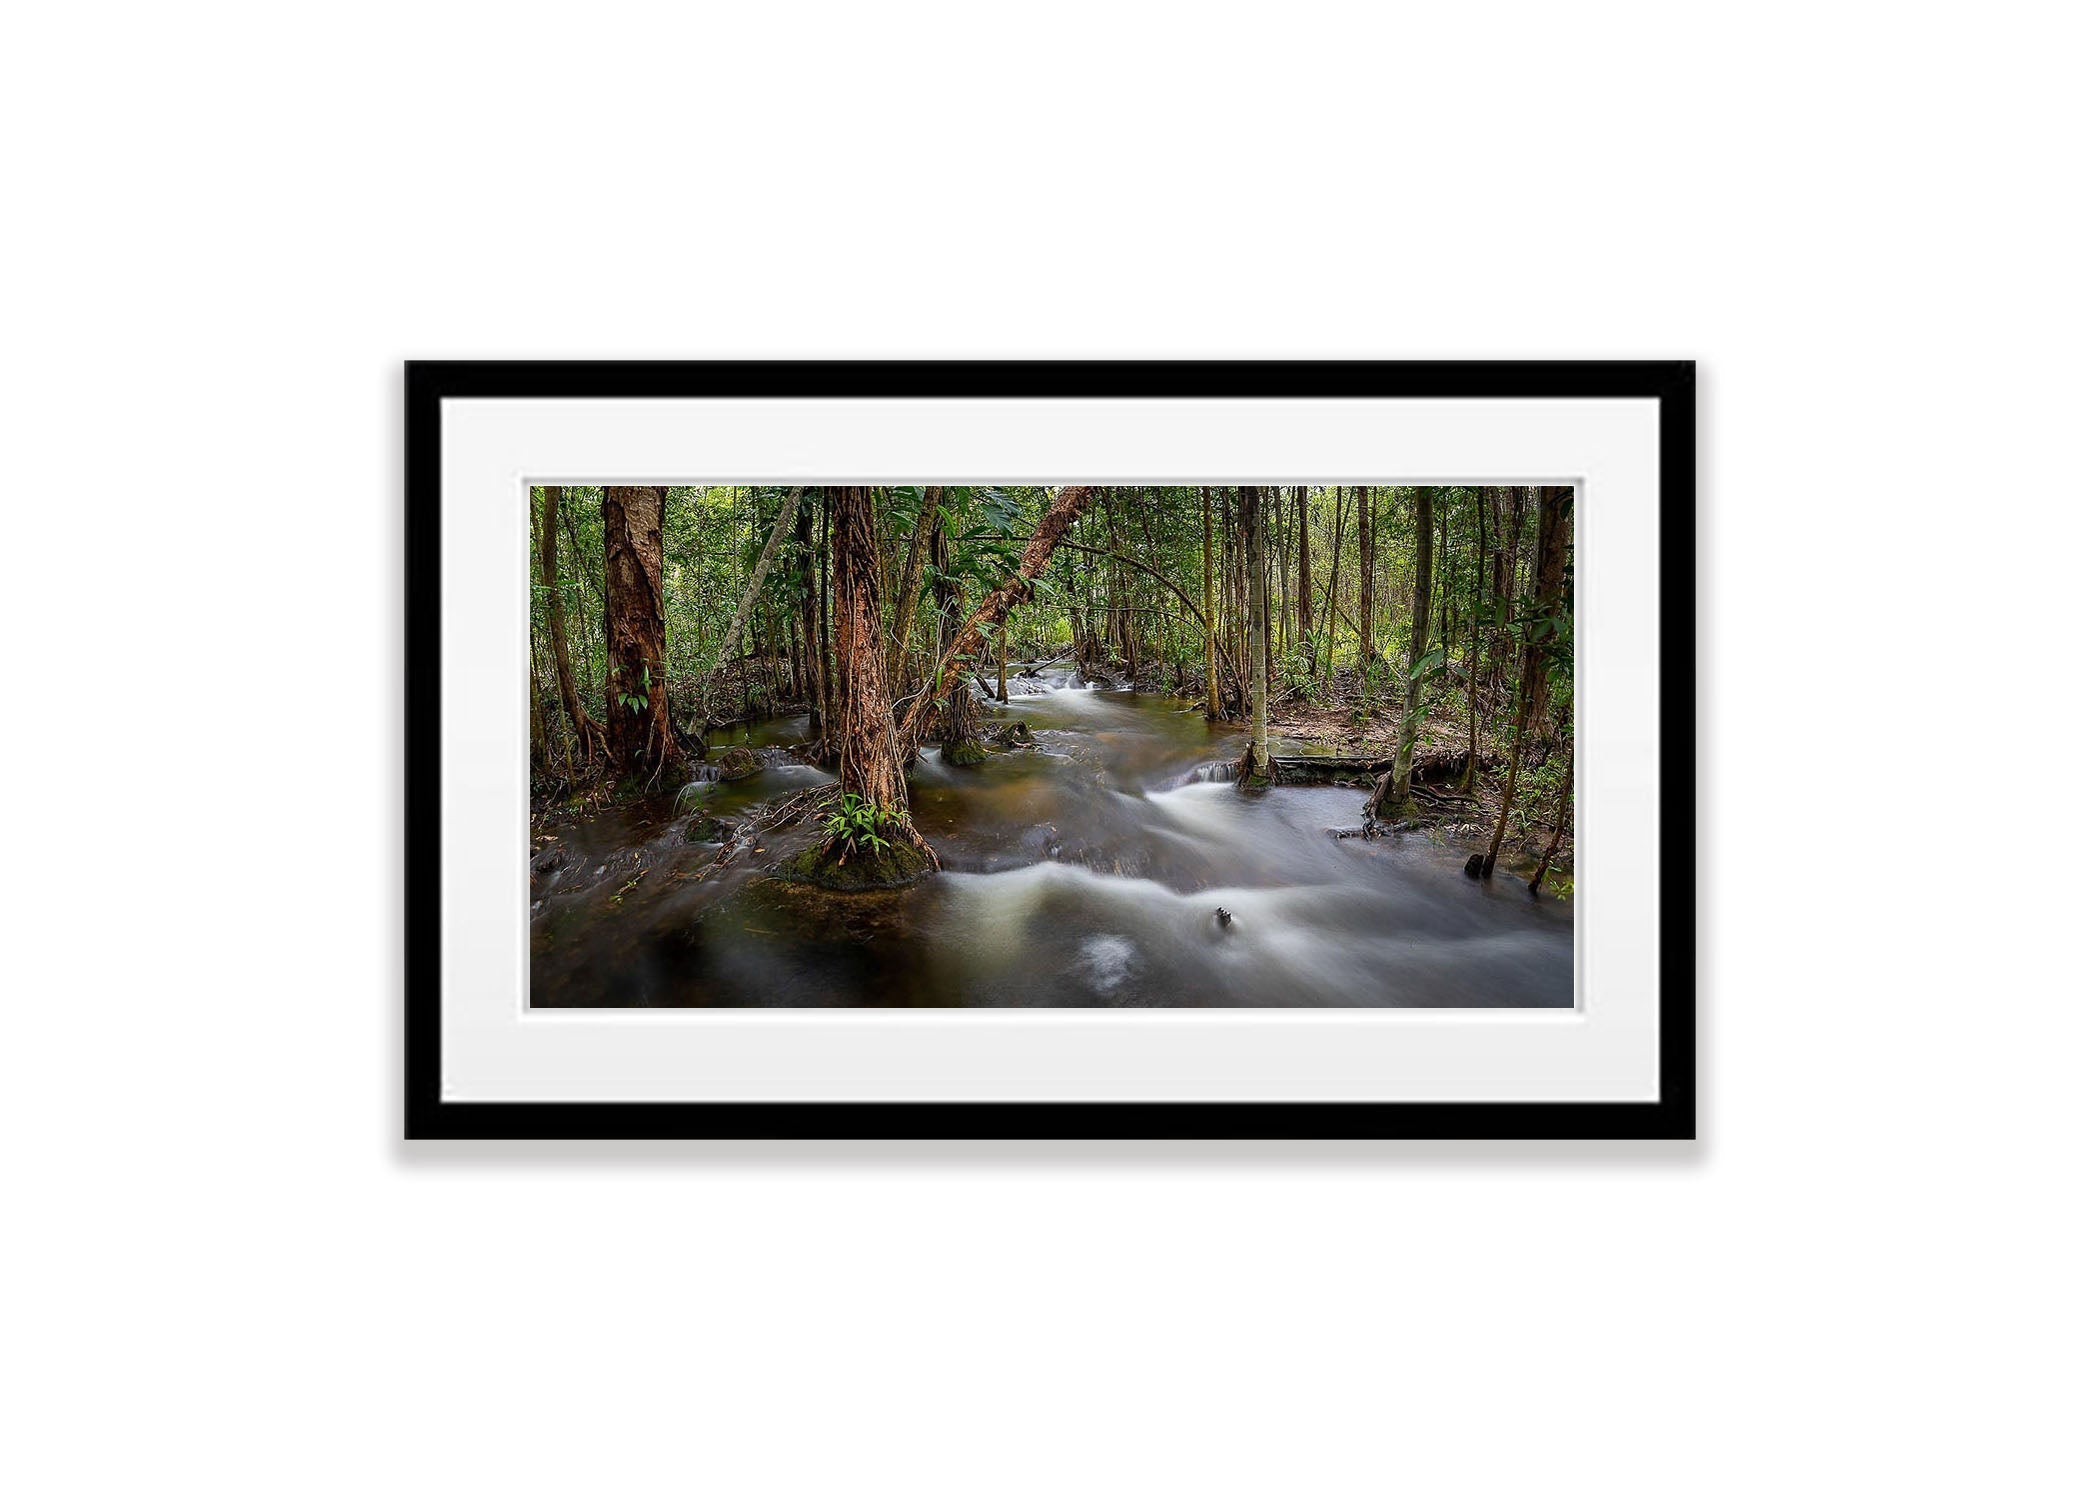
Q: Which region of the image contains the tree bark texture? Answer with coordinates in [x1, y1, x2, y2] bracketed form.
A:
[1241, 486, 1271, 775]
[1357, 485, 1374, 697]
[1521, 484, 1573, 740]
[600, 485, 681, 779]
[829, 487, 912, 815]
[538, 485, 600, 762]
[1386, 485, 1437, 811]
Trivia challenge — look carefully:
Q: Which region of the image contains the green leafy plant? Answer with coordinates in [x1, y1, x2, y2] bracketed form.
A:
[614, 663, 652, 716]
[825, 792, 899, 857]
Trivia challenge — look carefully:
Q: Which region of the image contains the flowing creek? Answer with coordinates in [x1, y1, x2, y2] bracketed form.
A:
[530, 664, 1573, 1007]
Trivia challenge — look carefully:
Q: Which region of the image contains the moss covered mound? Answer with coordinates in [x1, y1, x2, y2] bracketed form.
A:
[715, 745, 762, 782]
[780, 838, 936, 892]
[942, 739, 989, 766]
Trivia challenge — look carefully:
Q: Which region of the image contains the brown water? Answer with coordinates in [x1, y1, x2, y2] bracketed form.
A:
[530, 664, 1573, 1008]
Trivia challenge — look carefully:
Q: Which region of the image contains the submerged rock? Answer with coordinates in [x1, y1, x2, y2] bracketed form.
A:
[684, 815, 734, 845]
[715, 745, 762, 782]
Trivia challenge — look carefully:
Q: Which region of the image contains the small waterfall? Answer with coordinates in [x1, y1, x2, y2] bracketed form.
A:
[673, 771, 720, 813]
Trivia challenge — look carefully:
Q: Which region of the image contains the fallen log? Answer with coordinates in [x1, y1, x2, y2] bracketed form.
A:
[1264, 756, 1388, 788]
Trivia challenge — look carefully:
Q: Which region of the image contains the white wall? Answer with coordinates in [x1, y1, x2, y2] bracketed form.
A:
[6, 4, 2093, 1497]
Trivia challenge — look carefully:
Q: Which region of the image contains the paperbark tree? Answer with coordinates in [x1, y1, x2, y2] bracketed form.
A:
[794, 496, 826, 747]
[1240, 485, 1271, 782]
[1487, 486, 1519, 698]
[928, 520, 984, 763]
[1379, 486, 1437, 816]
[1357, 485, 1374, 700]
[1521, 485, 1573, 740]
[1462, 486, 1489, 792]
[600, 485, 682, 782]
[1319, 487, 1344, 689]
[1202, 485, 1222, 719]
[1295, 484, 1313, 668]
[537, 485, 601, 763]
[787, 486, 938, 887]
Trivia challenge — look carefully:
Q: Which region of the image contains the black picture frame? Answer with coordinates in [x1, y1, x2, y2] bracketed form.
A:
[406, 360, 1694, 1140]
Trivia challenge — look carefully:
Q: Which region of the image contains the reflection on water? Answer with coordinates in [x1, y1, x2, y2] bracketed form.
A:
[531, 664, 1572, 1008]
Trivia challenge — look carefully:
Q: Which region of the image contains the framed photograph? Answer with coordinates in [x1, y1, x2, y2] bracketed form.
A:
[406, 361, 1693, 1139]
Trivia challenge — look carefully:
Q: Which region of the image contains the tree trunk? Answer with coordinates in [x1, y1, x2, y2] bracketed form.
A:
[1272, 488, 1290, 661]
[1488, 486, 1519, 700]
[558, 501, 603, 704]
[886, 485, 945, 690]
[538, 484, 600, 762]
[528, 618, 557, 773]
[898, 486, 1096, 746]
[1198, 487, 1221, 719]
[1381, 487, 1436, 815]
[1357, 485, 1374, 700]
[1521, 484, 1573, 740]
[1462, 486, 1487, 792]
[928, 521, 979, 760]
[1320, 486, 1345, 689]
[1241, 486, 1271, 779]
[1295, 484, 1313, 667]
[795, 496, 826, 745]
[600, 485, 682, 782]
[1529, 733, 1575, 896]
[1056, 540, 1244, 708]
[707, 487, 804, 680]
[823, 487, 936, 864]
[1481, 615, 1534, 879]
[996, 621, 1009, 703]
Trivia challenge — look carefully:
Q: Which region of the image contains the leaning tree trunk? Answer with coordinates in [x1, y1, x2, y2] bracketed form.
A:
[538, 484, 601, 763]
[898, 486, 1095, 746]
[1240, 486, 1271, 782]
[1521, 484, 1573, 741]
[1529, 731, 1575, 896]
[1481, 627, 1534, 880]
[1380, 486, 1437, 817]
[705, 487, 804, 681]
[600, 485, 683, 783]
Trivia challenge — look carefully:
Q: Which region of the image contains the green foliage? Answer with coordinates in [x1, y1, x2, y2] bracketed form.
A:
[824, 792, 900, 856]
[613, 662, 652, 716]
